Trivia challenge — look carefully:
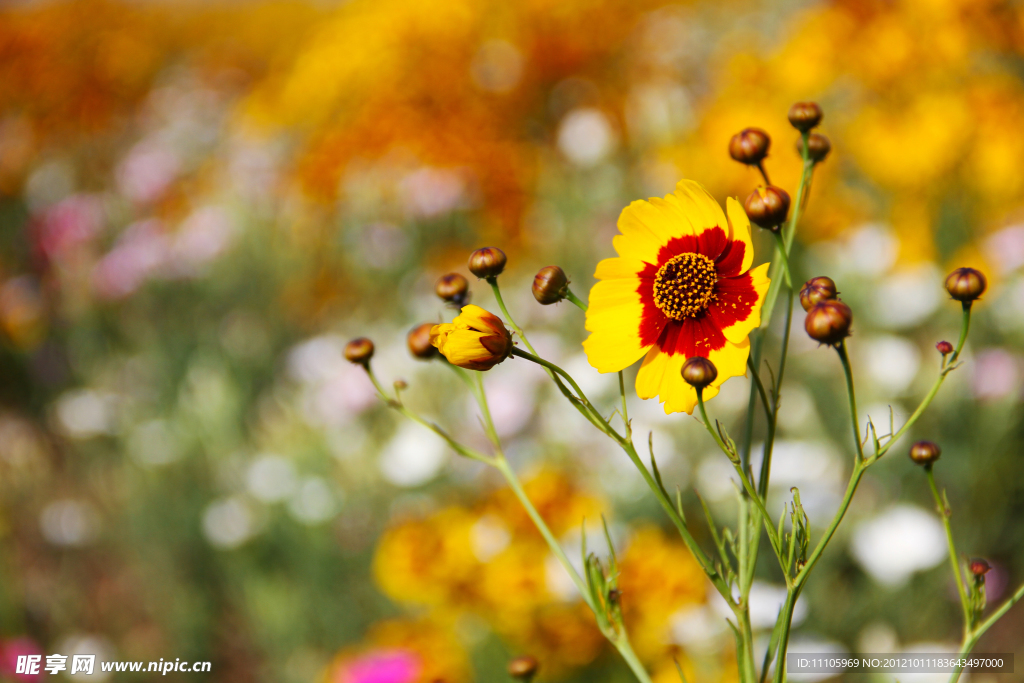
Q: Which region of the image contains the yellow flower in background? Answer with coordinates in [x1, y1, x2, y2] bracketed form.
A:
[430, 304, 513, 371]
[583, 180, 770, 414]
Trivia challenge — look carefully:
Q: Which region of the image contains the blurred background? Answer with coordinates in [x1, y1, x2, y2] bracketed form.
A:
[0, 0, 1023, 681]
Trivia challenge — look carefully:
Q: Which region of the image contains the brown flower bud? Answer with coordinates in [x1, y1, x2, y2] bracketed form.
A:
[728, 128, 770, 165]
[969, 558, 991, 578]
[435, 273, 470, 305]
[468, 247, 507, 279]
[797, 133, 831, 162]
[681, 356, 718, 390]
[908, 440, 941, 466]
[799, 276, 838, 311]
[507, 656, 539, 681]
[804, 300, 852, 345]
[744, 186, 791, 230]
[407, 323, 438, 360]
[532, 265, 569, 305]
[393, 379, 408, 390]
[344, 338, 374, 366]
[936, 340, 954, 356]
[944, 267, 987, 302]
[788, 102, 823, 132]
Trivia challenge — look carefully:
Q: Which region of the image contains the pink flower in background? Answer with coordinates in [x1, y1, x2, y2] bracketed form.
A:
[116, 140, 180, 205]
[972, 348, 1022, 401]
[34, 194, 105, 262]
[337, 649, 420, 683]
[93, 219, 169, 300]
[0, 637, 43, 681]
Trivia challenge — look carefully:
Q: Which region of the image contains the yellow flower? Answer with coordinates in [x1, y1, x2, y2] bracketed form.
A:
[430, 304, 513, 371]
[583, 180, 770, 414]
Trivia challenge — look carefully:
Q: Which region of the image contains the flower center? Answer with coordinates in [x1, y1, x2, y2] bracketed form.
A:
[653, 252, 717, 320]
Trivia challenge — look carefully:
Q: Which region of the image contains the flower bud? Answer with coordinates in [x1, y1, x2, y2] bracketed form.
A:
[435, 273, 470, 305]
[468, 247, 507, 279]
[532, 265, 569, 305]
[393, 379, 408, 390]
[908, 440, 941, 466]
[804, 300, 852, 345]
[728, 128, 770, 165]
[507, 656, 539, 681]
[797, 133, 831, 162]
[788, 102, 823, 132]
[344, 338, 374, 366]
[431, 305, 513, 371]
[407, 323, 438, 360]
[969, 558, 991, 578]
[744, 186, 790, 230]
[681, 356, 718, 390]
[936, 340, 954, 356]
[944, 267, 987, 302]
[799, 276, 838, 311]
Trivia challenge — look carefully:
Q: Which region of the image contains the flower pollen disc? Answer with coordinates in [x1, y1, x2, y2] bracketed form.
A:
[653, 252, 718, 320]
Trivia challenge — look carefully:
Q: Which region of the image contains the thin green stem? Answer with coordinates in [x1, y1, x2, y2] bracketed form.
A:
[948, 580, 1024, 683]
[926, 467, 971, 632]
[758, 290, 793, 498]
[770, 231, 793, 288]
[611, 633, 656, 683]
[877, 305, 972, 459]
[619, 371, 631, 438]
[771, 590, 798, 683]
[836, 341, 865, 463]
[566, 288, 588, 311]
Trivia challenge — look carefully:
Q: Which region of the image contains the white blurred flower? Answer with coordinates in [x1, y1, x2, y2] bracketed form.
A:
[748, 581, 808, 630]
[850, 505, 946, 586]
[872, 265, 943, 329]
[357, 222, 409, 269]
[625, 82, 695, 143]
[479, 371, 537, 437]
[696, 456, 737, 502]
[470, 514, 511, 562]
[169, 206, 234, 275]
[202, 497, 256, 549]
[670, 605, 727, 652]
[861, 335, 921, 394]
[972, 348, 1021, 400]
[116, 139, 179, 205]
[821, 224, 897, 277]
[400, 168, 469, 218]
[55, 390, 117, 438]
[544, 554, 578, 601]
[471, 40, 523, 93]
[379, 422, 448, 487]
[287, 477, 338, 524]
[56, 634, 115, 681]
[246, 454, 298, 502]
[41, 499, 100, 547]
[557, 108, 616, 167]
[93, 219, 169, 300]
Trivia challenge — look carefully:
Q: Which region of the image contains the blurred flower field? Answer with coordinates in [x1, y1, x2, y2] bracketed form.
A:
[0, 0, 1023, 681]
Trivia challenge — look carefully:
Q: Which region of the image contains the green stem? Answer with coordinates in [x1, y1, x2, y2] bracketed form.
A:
[770, 589, 799, 683]
[770, 231, 793, 288]
[948, 580, 1024, 683]
[619, 371, 631, 438]
[566, 288, 588, 311]
[925, 466, 971, 633]
[836, 340, 865, 463]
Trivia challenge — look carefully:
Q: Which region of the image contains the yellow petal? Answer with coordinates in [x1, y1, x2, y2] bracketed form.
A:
[635, 346, 669, 399]
[725, 196, 754, 274]
[594, 256, 649, 280]
[720, 263, 771, 344]
[583, 278, 650, 373]
[648, 337, 751, 415]
[667, 180, 729, 237]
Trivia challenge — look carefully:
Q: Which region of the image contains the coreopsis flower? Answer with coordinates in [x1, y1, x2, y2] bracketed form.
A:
[430, 305, 513, 371]
[583, 180, 770, 414]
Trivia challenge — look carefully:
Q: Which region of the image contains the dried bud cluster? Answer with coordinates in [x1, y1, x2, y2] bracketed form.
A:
[799, 276, 838, 311]
[728, 128, 770, 165]
[344, 338, 375, 366]
[681, 356, 717, 390]
[804, 299, 852, 345]
[744, 186, 791, 230]
[435, 273, 470, 306]
[944, 267, 986, 302]
[468, 247, 507, 278]
[407, 323, 438, 360]
[788, 102, 823, 132]
[908, 440, 941, 465]
[532, 265, 569, 304]
[507, 656, 539, 681]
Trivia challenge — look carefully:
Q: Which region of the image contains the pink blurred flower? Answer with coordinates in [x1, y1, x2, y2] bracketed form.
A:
[116, 140, 180, 205]
[93, 219, 169, 300]
[34, 194, 105, 262]
[0, 637, 44, 681]
[337, 650, 420, 683]
[972, 348, 1022, 401]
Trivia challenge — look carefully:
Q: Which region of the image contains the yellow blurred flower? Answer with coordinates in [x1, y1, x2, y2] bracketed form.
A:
[430, 304, 513, 371]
